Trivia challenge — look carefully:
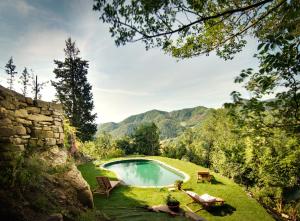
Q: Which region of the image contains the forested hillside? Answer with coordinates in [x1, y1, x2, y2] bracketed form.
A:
[98, 106, 212, 139]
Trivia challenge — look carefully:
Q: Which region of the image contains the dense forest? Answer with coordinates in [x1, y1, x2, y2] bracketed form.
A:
[98, 106, 211, 139]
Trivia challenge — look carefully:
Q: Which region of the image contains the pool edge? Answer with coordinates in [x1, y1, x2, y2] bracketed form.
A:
[99, 158, 190, 188]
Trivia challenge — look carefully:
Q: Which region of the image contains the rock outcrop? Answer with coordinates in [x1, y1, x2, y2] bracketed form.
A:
[0, 85, 93, 221]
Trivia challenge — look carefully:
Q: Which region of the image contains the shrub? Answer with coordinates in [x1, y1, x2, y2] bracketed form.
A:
[79, 132, 124, 159]
[16, 154, 47, 189]
[64, 118, 78, 150]
[165, 194, 180, 212]
[115, 136, 135, 155]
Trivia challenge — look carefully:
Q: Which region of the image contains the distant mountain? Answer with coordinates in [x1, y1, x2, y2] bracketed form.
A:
[98, 106, 212, 139]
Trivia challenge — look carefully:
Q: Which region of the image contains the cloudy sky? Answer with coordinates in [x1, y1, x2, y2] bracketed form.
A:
[0, 0, 259, 123]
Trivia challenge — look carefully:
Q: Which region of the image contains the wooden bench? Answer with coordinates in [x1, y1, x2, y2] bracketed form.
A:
[197, 171, 212, 182]
[93, 176, 121, 198]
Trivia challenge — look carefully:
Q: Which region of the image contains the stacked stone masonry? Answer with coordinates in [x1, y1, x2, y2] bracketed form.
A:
[0, 85, 64, 167]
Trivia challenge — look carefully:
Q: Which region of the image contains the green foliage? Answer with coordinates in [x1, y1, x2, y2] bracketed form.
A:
[130, 122, 160, 155]
[47, 158, 75, 175]
[52, 37, 97, 141]
[161, 107, 300, 217]
[93, 0, 299, 59]
[80, 132, 125, 159]
[16, 154, 47, 189]
[225, 33, 300, 216]
[231, 33, 300, 131]
[99, 106, 211, 139]
[64, 118, 78, 149]
[165, 194, 180, 206]
[161, 109, 244, 177]
[115, 136, 135, 155]
[95, 123, 161, 156]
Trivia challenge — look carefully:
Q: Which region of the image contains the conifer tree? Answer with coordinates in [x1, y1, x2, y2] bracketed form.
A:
[52, 38, 97, 141]
[5, 57, 17, 90]
[19, 67, 30, 97]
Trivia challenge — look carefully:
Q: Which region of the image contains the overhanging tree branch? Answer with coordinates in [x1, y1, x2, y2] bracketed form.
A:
[200, 0, 286, 56]
[126, 0, 277, 39]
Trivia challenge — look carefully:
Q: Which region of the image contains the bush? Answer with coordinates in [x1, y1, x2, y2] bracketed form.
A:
[63, 118, 79, 150]
[79, 132, 124, 159]
[16, 154, 47, 189]
[115, 136, 135, 155]
[165, 194, 180, 212]
[160, 139, 178, 158]
[104, 147, 125, 159]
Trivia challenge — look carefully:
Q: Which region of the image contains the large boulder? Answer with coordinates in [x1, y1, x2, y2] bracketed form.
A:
[40, 147, 94, 209]
[40, 146, 68, 165]
[60, 164, 94, 209]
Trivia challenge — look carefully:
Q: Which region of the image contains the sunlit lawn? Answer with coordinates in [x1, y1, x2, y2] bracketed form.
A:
[78, 156, 274, 221]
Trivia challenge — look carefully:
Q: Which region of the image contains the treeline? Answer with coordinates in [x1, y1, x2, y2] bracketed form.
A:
[2, 57, 48, 100]
[80, 122, 160, 159]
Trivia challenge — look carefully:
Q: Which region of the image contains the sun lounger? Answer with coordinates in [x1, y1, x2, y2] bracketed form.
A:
[93, 176, 121, 197]
[184, 190, 224, 211]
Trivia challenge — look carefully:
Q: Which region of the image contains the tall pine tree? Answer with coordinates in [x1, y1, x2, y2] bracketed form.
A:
[52, 38, 97, 141]
[5, 57, 17, 90]
[19, 67, 30, 97]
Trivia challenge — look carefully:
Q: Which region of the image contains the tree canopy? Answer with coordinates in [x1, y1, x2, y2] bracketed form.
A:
[230, 32, 300, 131]
[131, 122, 160, 155]
[93, 0, 299, 59]
[52, 38, 97, 141]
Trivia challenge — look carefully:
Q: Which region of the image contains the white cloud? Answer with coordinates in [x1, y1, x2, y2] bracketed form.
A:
[94, 87, 152, 96]
[15, 29, 67, 63]
[0, 0, 35, 16]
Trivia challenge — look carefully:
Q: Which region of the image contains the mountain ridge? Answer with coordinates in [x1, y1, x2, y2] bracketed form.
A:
[98, 106, 212, 139]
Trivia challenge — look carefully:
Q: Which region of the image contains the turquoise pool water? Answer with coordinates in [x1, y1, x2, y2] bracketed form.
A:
[102, 159, 186, 187]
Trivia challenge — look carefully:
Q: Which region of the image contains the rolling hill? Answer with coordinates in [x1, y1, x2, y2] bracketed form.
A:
[98, 106, 212, 139]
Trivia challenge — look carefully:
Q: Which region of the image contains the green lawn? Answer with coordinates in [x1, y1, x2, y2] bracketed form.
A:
[78, 156, 274, 221]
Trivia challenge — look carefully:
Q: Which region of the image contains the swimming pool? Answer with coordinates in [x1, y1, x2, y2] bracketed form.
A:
[102, 159, 189, 187]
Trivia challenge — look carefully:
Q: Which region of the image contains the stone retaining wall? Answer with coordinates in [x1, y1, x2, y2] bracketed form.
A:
[0, 85, 64, 168]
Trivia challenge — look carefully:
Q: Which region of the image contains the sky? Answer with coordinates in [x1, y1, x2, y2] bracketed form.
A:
[0, 0, 259, 123]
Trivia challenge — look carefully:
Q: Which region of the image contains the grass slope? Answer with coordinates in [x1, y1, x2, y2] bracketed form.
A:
[78, 156, 273, 221]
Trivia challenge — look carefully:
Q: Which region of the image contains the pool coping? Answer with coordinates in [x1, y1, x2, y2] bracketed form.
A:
[99, 158, 190, 188]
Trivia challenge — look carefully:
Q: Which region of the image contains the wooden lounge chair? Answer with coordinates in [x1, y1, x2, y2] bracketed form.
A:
[93, 176, 121, 197]
[197, 171, 212, 182]
[184, 190, 224, 211]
